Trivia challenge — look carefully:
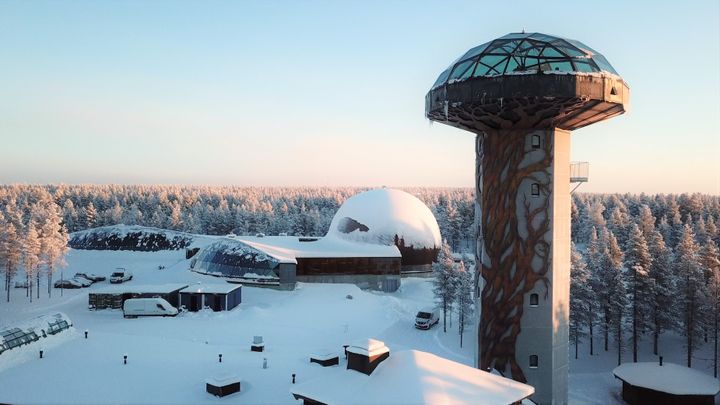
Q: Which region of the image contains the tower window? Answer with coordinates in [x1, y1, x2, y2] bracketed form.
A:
[529, 293, 539, 307]
[531, 134, 541, 149]
[529, 355, 539, 368]
[531, 183, 540, 197]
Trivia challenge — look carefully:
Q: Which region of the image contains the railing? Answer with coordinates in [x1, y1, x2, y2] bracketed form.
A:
[570, 162, 589, 183]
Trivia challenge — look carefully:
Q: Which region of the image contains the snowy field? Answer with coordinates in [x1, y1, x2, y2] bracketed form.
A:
[0, 248, 717, 404]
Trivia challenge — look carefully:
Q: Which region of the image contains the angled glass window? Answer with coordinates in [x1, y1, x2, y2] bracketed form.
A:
[431, 32, 620, 89]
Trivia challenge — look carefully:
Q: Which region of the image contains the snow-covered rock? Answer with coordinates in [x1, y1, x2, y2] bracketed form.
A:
[70, 225, 194, 251]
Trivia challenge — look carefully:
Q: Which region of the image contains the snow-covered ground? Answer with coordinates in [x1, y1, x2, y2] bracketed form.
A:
[0, 248, 718, 404]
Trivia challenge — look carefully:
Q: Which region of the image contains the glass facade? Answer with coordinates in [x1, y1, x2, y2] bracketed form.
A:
[296, 257, 400, 276]
[432, 32, 619, 89]
[190, 240, 280, 280]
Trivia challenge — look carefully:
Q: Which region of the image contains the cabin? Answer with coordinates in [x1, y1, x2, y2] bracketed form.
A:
[613, 362, 720, 405]
[179, 284, 242, 312]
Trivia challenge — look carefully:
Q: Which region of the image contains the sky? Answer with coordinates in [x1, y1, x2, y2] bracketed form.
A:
[0, 1, 718, 194]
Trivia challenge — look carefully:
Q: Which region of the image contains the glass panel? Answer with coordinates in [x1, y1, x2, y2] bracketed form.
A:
[448, 59, 475, 81]
[529, 33, 557, 42]
[592, 55, 618, 74]
[473, 63, 493, 77]
[549, 61, 573, 72]
[458, 62, 477, 80]
[499, 32, 531, 40]
[505, 58, 520, 73]
[573, 60, 597, 73]
[539, 47, 564, 58]
[459, 41, 491, 61]
[432, 68, 451, 88]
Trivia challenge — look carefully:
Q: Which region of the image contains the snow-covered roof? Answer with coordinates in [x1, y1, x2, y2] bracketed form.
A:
[346, 338, 390, 357]
[180, 283, 241, 294]
[234, 235, 401, 264]
[92, 284, 189, 294]
[326, 188, 441, 249]
[613, 362, 720, 396]
[291, 350, 534, 405]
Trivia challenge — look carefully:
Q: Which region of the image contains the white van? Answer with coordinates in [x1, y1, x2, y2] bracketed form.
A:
[123, 298, 178, 318]
[414, 307, 440, 330]
[110, 268, 133, 284]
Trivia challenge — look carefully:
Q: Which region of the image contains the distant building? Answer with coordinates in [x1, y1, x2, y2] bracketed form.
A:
[190, 189, 440, 292]
[613, 362, 720, 405]
[179, 284, 242, 312]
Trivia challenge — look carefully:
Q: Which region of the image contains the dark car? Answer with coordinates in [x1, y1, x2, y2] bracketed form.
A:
[54, 279, 83, 289]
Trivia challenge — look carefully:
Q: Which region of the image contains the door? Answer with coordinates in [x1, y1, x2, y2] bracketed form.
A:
[190, 295, 199, 311]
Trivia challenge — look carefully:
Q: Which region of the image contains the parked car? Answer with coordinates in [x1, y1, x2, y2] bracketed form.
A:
[72, 276, 92, 287]
[54, 279, 83, 289]
[414, 307, 440, 330]
[75, 272, 106, 282]
[110, 268, 133, 284]
[123, 298, 178, 318]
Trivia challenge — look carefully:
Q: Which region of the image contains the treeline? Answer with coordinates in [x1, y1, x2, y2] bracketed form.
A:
[569, 193, 720, 377]
[0, 185, 475, 248]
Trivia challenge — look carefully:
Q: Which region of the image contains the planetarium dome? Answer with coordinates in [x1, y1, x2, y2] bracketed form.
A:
[327, 188, 441, 272]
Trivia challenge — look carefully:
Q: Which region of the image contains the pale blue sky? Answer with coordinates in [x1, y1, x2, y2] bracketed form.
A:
[1, 1, 718, 193]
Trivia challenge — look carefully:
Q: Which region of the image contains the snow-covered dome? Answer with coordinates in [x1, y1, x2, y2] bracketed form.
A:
[327, 189, 441, 249]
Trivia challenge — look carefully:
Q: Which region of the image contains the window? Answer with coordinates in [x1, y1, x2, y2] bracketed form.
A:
[529, 355, 539, 368]
[529, 293, 539, 307]
[156, 304, 165, 310]
[531, 135, 541, 149]
[531, 183, 540, 197]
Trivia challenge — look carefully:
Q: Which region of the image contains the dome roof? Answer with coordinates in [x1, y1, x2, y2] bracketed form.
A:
[431, 32, 619, 89]
[327, 189, 441, 249]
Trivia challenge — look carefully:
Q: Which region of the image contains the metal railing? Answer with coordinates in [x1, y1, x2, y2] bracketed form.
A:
[570, 162, 589, 183]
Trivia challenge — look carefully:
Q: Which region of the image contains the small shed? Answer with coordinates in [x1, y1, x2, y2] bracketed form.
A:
[613, 362, 720, 405]
[179, 284, 242, 312]
[89, 284, 188, 309]
[346, 338, 390, 375]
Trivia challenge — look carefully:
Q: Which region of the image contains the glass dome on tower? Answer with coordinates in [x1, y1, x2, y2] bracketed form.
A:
[432, 32, 619, 89]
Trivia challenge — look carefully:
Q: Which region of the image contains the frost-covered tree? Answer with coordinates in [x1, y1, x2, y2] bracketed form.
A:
[675, 224, 707, 367]
[624, 223, 653, 362]
[646, 229, 675, 355]
[570, 242, 592, 359]
[433, 241, 457, 333]
[699, 240, 720, 377]
[637, 204, 656, 238]
[586, 227, 605, 355]
[455, 261, 473, 347]
[599, 230, 626, 363]
[22, 219, 42, 302]
[40, 203, 69, 298]
[85, 202, 98, 229]
[0, 211, 22, 302]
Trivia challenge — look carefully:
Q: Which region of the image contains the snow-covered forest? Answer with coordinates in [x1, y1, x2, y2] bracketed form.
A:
[1, 185, 719, 376]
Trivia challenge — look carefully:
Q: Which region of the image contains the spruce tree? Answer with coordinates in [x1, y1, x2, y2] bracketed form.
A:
[432, 241, 457, 333]
[624, 223, 653, 362]
[699, 240, 720, 377]
[675, 224, 706, 367]
[647, 229, 675, 355]
[455, 261, 473, 347]
[570, 242, 592, 359]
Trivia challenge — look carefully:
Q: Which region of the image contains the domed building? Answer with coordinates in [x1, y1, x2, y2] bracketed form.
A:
[191, 188, 441, 292]
[327, 188, 440, 274]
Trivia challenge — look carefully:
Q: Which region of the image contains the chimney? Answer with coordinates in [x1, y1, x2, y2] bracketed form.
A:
[346, 338, 390, 375]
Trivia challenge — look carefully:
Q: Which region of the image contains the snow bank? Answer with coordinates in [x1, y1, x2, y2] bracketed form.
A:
[613, 362, 720, 396]
[70, 225, 194, 251]
[327, 188, 441, 249]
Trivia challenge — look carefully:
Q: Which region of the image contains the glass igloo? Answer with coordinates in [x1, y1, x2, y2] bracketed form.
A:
[432, 32, 619, 89]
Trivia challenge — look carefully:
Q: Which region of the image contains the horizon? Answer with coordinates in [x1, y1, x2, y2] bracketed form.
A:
[1, 1, 718, 194]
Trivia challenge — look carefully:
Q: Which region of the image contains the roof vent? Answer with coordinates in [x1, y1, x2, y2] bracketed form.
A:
[610, 86, 618, 96]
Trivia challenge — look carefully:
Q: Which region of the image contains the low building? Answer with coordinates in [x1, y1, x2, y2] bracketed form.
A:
[291, 349, 534, 405]
[179, 284, 242, 312]
[346, 339, 390, 375]
[190, 188, 441, 292]
[613, 362, 720, 405]
[89, 284, 188, 309]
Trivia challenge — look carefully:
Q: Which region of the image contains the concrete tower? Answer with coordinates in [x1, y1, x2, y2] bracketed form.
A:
[425, 33, 629, 404]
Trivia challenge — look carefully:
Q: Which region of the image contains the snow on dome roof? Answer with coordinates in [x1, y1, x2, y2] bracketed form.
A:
[327, 189, 441, 249]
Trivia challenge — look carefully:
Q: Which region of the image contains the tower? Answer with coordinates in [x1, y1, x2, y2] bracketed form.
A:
[425, 33, 629, 404]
